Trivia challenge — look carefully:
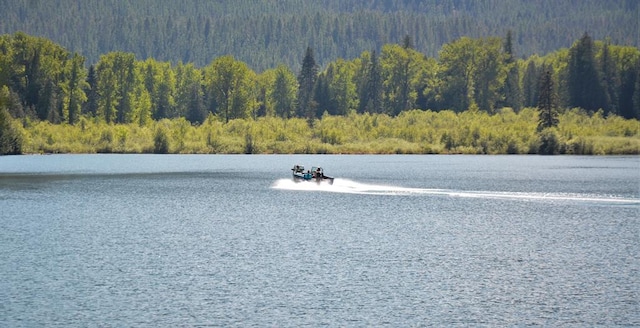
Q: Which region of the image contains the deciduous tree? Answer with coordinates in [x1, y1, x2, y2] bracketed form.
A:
[271, 65, 298, 118]
[325, 59, 357, 116]
[0, 107, 22, 155]
[381, 44, 423, 115]
[437, 37, 477, 112]
[95, 52, 136, 123]
[204, 56, 257, 123]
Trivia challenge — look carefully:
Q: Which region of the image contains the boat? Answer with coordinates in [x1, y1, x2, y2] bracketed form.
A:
[291, 164, 334, 185]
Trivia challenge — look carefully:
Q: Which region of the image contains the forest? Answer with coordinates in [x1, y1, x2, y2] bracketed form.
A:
[0, 31, 638, 155]
[0, 0, 636, 71]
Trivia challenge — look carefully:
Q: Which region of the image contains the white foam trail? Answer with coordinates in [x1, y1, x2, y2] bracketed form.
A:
[272, 178, 640, 204]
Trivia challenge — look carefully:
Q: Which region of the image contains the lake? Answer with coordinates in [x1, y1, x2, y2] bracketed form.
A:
[0, 154, 638, 326]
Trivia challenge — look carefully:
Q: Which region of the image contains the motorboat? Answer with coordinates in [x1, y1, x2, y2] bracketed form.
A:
[291, 165, 334, 184]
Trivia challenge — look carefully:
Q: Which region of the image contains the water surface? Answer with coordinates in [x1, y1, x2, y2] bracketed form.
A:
[0, 154, 638, 326]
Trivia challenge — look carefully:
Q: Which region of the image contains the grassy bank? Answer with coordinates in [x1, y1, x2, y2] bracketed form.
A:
[14, 108, 640, 155]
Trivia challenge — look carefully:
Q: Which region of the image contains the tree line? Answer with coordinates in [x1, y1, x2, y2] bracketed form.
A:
[0, 0, 636, 71]
[1, 31, 639, 130]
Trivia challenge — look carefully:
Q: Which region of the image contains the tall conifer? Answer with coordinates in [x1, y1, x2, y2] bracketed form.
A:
[502, 30, 522, 111]
[568, 33, 606, 111]
[358, 50, 383, 114]
[599, 41, 617, 114]
[296, 47, 318, 119]
[537, 68, 559, 131]
[522, 61, 539, 108]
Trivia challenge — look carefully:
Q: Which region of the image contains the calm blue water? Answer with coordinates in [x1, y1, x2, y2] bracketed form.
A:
[0, 154, 638, 326]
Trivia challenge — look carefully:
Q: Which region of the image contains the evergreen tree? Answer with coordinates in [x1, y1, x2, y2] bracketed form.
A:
[522, 60, 539, 108]
[357, 51, 383, 114]
[599, 41, 618, 114]
[502, 30, 522, 111]
[537, 68, 559, 131]
[23, 48, 43, 114]
[504, 30, 514, 58]
[568, 33, 606, 111]
[1, 0, 636, 71]
[186, 83, 205, 124]
[618, 54, 639, 119]
[633, 61, 640, 119]
[83, 65, 98, 116]
[116, 55, 135, 123]
[402, 34, 414, 49]
[95, 58, 118, 123]
[368, 51, 383, 114]
[313, 73, 331, 117]
[65, 53, 88, 125]
[296, 47, 319, 119]
[40, 80, 58, 123]
[21, 49, 49, 120]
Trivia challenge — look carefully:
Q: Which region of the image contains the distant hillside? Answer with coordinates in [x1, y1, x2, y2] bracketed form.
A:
[0, 0, 637, 70]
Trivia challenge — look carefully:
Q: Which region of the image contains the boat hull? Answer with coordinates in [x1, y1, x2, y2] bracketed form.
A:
[291, 165, 334, 185]
[292, 173, 334, 185]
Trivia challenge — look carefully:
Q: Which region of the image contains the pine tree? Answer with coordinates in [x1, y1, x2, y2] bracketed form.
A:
[504, 30, 514, 58]
[369, 51, 383, 114]
[402, 34, 414, 49]
[357, 50, 383, 114]
[313, 73, 331, 117]
[568, 33, 606, 111]
[66, 53, 88, 125]
[537, 68, 559, 131]
[82, 65, 98, 116]
[599, 41, 618, 115]
[296, 47, 318, 119]
[39, 80, 57, 123]
[186, 84, 205, 124]
[522, 61, 539, 108]
[633, 61, 640, 119]
[502, 30, 522, 111]
[618, 56, 639, 119]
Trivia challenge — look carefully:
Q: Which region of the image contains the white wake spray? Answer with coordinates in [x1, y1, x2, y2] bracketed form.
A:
[272, 178, 640, 204]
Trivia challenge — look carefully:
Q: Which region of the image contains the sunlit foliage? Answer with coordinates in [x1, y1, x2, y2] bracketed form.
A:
[12, 108, 638, 155]
[1, 32, 639, 155]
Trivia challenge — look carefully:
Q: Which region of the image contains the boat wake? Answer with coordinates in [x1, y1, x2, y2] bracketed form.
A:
[272, 178, 640, 205]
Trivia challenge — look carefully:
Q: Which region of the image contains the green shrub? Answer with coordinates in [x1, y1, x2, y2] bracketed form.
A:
[537, 128, 561, 155]
[153, 127, 170, 154]
[0, 109, 23, 155]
